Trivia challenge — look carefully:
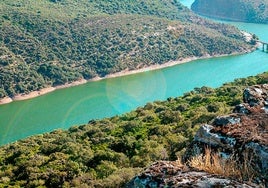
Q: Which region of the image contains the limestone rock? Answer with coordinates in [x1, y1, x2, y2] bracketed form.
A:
[185, 85, 268, 186]
[235, 84, 268, 114]
[233, 104, 249, 114]
[213, 116, 240, 126]
[194, 124, 236, 149]
[243, 84, 268, 107]
[126, 161, 256, 188]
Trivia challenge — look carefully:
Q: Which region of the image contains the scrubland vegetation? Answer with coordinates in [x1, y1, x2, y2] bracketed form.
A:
[0, 0, 254, 98]
[0, 1, 262, 186]
[192, 0, 268, 23]
[0, 72, 267, 187]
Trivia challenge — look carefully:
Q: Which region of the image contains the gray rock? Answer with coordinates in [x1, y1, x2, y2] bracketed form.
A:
[233, 104, 249, 114]
[213, 116, 240, 126]
[184, 85, 268, 186]
[243, 85, 268, 107]
[126, 161, 257, 188]
[261, 106, 268, 113]
[245, 142, 268, 172]
[194, 124, 236, 148]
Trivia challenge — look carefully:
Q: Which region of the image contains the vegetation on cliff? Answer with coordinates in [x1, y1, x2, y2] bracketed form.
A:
[0, 0, 254, 99]
[0, 72, 267, 187]
[191, 0, 268, 23]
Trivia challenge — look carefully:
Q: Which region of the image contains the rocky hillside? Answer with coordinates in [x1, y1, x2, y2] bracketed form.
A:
[191, 0, 268, 23]
[127, 161, 257, 187]
[128, 84, 268, 187]
[0, 0, 255, 99]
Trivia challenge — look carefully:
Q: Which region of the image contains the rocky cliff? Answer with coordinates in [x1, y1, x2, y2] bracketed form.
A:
[191, 0, 268, 24]
[127, 84, 268, 187]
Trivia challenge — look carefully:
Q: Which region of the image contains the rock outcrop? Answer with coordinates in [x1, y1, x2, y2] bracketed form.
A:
[126, 161, 256, 187]
[185, 84, 268, 186]
[127, 85, 268, 187]
[191, 0, 268, 24]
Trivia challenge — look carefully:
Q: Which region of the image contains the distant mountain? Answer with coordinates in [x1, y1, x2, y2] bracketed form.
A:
[0, 0, 254, 99]
[191, 0, 268, 23]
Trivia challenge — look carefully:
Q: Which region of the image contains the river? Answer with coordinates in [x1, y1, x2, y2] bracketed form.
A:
[0, 1, 268, 145]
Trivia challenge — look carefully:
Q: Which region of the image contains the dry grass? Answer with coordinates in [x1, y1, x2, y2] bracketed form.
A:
[188, 148, 256, 181]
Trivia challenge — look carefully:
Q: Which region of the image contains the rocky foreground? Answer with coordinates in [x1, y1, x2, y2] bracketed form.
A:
[127, 84, 268, 187]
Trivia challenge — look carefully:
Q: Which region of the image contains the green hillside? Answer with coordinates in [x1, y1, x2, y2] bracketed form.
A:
[191, 0, 268, 23]
[0, 0, 254, 98]
[0, 72, 267, 187]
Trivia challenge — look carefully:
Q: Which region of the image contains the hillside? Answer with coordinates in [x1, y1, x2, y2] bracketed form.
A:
[129, 84, 268, 187]
[0, 0, 255, 99]
[0, 72, 267, 187]
[191, 0, 268, 23]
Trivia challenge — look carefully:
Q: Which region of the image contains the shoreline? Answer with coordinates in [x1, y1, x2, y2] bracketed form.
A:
[191, 10, 268, 24]
[0, 45, 256, 105]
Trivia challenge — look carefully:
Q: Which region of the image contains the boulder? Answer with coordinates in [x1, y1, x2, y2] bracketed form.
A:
[213, 115, 240, 126]
[243, 84, 268, 107]
[194, 124, 236, 149]
[234, 84, 268, 114]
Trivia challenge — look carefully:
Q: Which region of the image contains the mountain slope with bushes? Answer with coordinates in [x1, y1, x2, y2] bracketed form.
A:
[0, 0, 255, 99]
[0, 72, 267, 187]
[191, 0, 268, 23]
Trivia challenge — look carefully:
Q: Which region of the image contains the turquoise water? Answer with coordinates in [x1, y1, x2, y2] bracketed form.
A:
[180, 0, 195, 9]
[0, 4, 268, 145]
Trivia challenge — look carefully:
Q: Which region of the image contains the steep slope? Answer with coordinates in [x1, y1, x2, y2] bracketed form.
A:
[0, 0, 255, 99]
[191, 0, 268, 23]
[0, 72, 267, 187]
